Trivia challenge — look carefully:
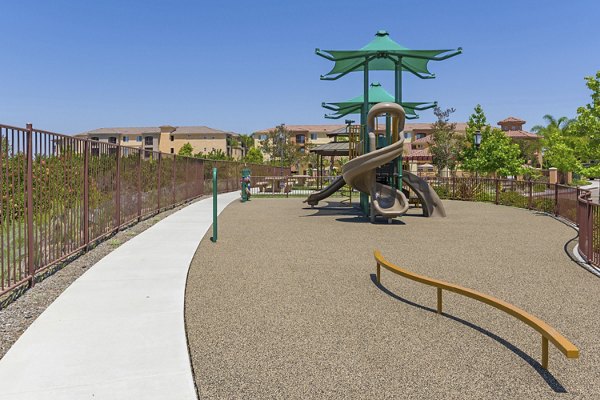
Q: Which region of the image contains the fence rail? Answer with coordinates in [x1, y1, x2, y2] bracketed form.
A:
[577, 192, 600, 267]
[414, 176, 598, 268]
[374, 250, 579, 371]
[0, 123, 288, 299]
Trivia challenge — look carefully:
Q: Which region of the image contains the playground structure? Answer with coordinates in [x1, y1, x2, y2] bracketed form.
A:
[305, 103, 446, 220]
[305, 31, 460, 220]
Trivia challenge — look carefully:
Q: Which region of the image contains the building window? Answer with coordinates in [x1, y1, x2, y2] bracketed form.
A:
[136, 136, 142, 142]
[299, 147, 305, 153]
[108, 137, 117, 144]
[416, 133, 425, 139]
[259, 134, 267, 141]
[310, 133, 318, 140]
[122, 136, 129, 142]
[404, 132, 410, 139]
[170, 135, 174, 141]
[144, 136, 153, 146]
[170, 148, 174, 153]
[296, 135, 305, 144]
[91, 137, 99, 141]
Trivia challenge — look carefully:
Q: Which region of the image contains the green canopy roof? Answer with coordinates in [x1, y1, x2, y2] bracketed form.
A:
[322, 82, 436, 119]
[316, 30, 462, 80]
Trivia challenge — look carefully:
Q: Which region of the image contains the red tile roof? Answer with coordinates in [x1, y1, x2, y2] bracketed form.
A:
[405, 148, 432, 161]
[412, 135, 433, 144]
[504, 130, 539, 139]
[498, 116, 526, 124]
[255, 124, 346, 134]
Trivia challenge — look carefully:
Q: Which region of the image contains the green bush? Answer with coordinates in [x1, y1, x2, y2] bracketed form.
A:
[532, 197, 554, 213]
[475, 191, 494, 202]
[433, 184, 450, 199]
[498, 190, 528, 208]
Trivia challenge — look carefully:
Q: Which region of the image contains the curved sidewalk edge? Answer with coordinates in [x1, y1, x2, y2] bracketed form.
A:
[0, 192, 240, 400]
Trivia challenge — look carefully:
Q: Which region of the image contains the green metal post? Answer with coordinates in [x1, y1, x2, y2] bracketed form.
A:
[360, 59, 370, 215]
[395, 58, 403, 189]
[210, 167, 217, 243]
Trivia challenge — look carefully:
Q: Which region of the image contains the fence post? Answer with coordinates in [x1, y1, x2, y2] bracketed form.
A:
[137, 150, 142, 221]
[452, 176, 456, 199]
[528, 180, 533, 209]
[157, 152, 162, 212]
[83, 141, 90, 250]
[587, 199, 594, 260]
[199, 160, 204, 196]
[495, 179, 499, 205]
[172, 155, 176, 206]
[25, 123, 35, 287]
[554, 184, 559, 216]
[185, 157, 189, 202]
[115, 146, 121, 231]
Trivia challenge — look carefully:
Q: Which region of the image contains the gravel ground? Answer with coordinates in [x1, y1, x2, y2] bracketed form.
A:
[0, 196, 207, 360]
[186, 199, 600, 399]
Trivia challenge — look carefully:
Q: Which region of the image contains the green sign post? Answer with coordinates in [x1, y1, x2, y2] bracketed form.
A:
[210, 167, 218, 243]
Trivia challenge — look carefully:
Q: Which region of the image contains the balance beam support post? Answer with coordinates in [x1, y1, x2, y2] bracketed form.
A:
[542, 336, 549, 370]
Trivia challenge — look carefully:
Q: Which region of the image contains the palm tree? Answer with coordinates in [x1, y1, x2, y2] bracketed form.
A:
[531, 114, 572, 135]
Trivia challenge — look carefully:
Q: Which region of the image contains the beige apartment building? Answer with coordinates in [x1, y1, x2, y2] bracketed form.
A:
[252, 124, 346, 161]
[252, 117, 540, 174]
[76, 125, 245, 159]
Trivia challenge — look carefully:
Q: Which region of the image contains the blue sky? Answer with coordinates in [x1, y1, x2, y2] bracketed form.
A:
[1, 0, 598, 135]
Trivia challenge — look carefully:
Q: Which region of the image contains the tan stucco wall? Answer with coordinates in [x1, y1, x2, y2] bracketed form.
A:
[167, 137, 228, 155]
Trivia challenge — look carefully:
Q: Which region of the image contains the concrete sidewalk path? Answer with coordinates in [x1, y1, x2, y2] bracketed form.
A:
[0, 192, 239, 400]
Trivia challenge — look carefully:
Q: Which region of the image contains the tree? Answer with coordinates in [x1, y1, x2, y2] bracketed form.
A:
[428, 107, 464, 176]
[531, 114, 572, 133]
[465, 104, 487, 141]
[461, 105, 525, 177]
[243, 147, 263, 164]
[532, 115, 578, 173]
[195, 148, 230, 160]
[568, 70, 600, 177]
[238, 135, 255, 150]
[178, 142, 193, 157]
[460, 104, 487, 166]
[465, 128, 525, 177]
[259, 124, 302, 167]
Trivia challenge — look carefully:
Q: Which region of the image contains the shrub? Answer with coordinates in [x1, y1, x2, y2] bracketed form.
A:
[498, 190, 528, 208]
[532, 197, 554, 213]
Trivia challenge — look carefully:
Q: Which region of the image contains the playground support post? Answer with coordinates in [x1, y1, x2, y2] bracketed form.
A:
[210, 167, 217, 243]
[360, 60, 370, 215]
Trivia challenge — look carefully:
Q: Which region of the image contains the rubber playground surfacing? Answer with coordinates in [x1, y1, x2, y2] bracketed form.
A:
[185, 199, 600, 399]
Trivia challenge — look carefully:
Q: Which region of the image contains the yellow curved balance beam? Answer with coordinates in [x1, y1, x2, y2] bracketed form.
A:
[373, 250, 579, 371]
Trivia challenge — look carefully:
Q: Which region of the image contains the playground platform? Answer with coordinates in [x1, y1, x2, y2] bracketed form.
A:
[186, 198, 600, 399]
[0, 192, 239, 400]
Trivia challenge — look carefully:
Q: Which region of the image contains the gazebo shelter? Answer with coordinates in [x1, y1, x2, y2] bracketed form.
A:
[310, 142, 349, 189]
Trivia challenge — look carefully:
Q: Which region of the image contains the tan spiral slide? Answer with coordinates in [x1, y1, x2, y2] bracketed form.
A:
[305, 102, 446, 220]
